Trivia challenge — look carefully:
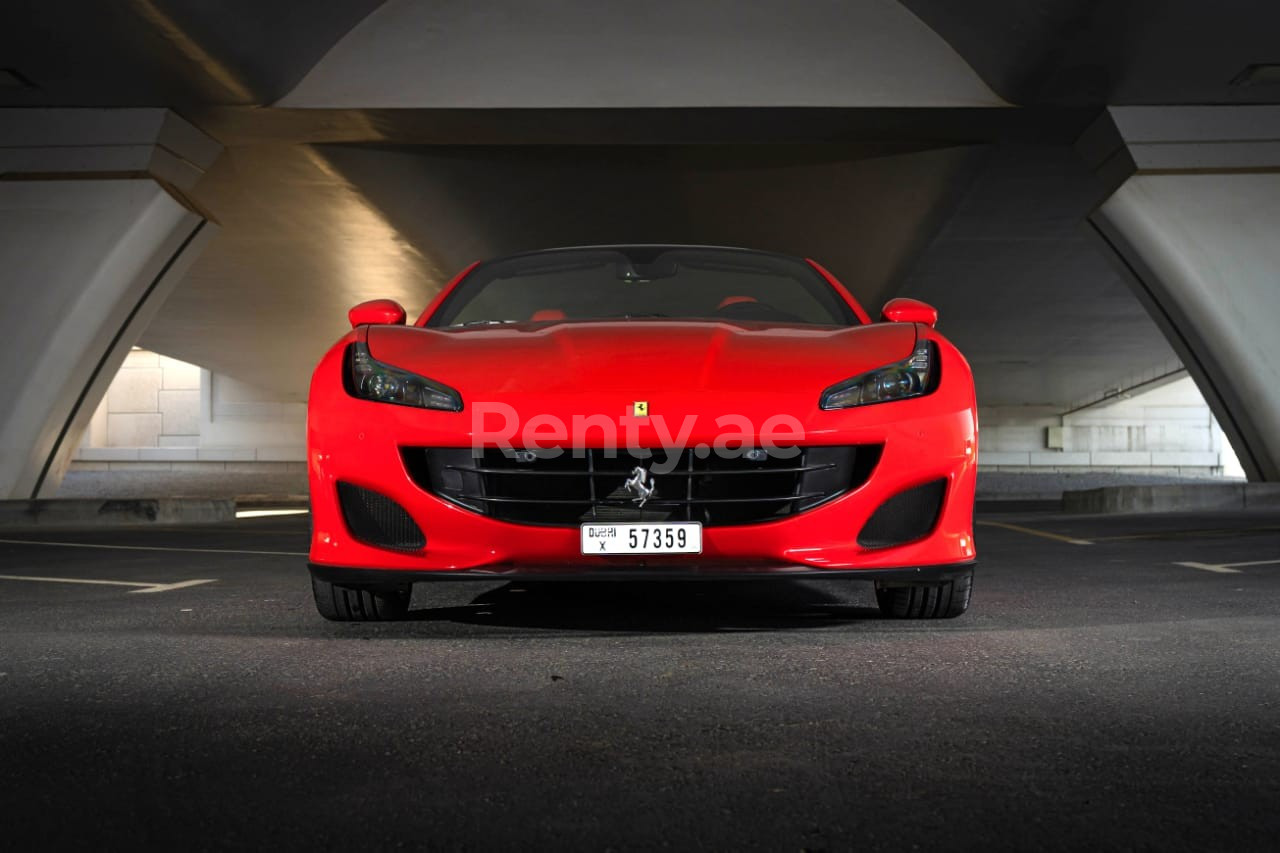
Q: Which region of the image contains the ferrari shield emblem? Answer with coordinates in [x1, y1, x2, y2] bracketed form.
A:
[632, 401, 649, 417]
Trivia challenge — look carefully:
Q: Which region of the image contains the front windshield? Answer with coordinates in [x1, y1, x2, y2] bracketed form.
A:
[428, 247, 858, 327]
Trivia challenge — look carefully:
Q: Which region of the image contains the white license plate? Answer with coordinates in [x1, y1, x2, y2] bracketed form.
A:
[580, 522, 702, 555]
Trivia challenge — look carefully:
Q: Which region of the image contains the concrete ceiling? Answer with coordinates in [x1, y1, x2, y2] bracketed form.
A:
[8, 0, 1278, 412]
[0, 0, 381, 106]
[903, 0, 1280, 106]
[278, 0, 1003, 108]
[4, 1, 1278, 110]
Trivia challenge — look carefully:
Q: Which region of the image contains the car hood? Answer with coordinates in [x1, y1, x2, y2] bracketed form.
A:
[367, 320, 916, 399]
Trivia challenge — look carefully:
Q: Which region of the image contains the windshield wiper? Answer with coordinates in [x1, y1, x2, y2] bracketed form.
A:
[453, 319, 518, 328]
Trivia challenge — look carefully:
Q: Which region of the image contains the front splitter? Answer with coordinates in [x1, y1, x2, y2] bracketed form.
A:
[309, 561, 976, 585]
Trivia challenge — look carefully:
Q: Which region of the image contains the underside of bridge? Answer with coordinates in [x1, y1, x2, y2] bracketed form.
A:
[1, 0, 1278, 497]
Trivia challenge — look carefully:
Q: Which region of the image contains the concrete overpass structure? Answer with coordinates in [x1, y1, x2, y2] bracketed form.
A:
[1, 0, 1277, 497]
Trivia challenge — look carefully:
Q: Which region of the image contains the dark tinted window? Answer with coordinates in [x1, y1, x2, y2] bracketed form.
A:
[429, 247, 857, 327]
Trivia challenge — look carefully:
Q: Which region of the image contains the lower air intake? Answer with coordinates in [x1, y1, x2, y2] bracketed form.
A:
[857, 479, 947, 548]
[336, 482, 425, 551]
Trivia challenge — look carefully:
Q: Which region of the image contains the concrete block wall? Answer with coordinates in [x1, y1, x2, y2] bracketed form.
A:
[73, 348, 307, 473]
[977, 376, 1244, 478]
[82, 348, 202, 449]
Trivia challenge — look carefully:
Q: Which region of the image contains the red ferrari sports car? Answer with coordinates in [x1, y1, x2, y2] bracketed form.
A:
[307, 245, 977, 621]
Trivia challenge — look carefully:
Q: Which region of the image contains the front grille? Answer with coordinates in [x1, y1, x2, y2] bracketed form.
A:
[857, 478, 947, 548]
[403, 446, 881, 527]
[336, 481, 426, 551]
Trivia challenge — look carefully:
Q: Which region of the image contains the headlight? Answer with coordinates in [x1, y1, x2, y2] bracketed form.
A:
[348, 342, 462, 411]
[820, 340, 936, 409]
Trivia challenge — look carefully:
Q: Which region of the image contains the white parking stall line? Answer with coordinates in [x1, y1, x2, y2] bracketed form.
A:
[128, 579, 218, 594]
[1175, 557, 1280, 574]
[1215, 558, 1280, 569]
[976, 521, 1093, 546]
[0, 538, 305, 557]
[1174, 561, 1244, 574]
[235, 509, 309, 519]
[0, 574, 154, 589]
[0, 574, 216, 593]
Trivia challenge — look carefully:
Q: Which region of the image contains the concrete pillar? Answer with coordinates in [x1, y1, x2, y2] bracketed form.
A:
[1080, 107, 1280, 481]
[0, 110, 221, 498]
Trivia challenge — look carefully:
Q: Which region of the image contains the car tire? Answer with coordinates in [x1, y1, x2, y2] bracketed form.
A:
[311, 575, 412, 621]
[874, 570, 972, 619]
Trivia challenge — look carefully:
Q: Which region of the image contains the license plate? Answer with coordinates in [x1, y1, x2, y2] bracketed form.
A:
[580, 522, 702, 555]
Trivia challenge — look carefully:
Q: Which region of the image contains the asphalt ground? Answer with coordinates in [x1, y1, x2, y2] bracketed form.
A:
[1, 510, 1278, 851]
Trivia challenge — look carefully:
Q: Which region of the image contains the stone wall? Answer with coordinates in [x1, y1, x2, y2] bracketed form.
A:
[977, 376, 1243, 478]
[71, 348, 306, 479]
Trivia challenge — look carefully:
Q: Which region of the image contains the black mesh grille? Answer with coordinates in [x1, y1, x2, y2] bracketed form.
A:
[336, 482, 425, 551]
[403, 446, 881, 528]
[857, 479, 947, 548]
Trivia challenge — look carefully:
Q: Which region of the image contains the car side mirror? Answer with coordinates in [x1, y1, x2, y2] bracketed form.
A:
[881, 298, 938, 327]
[349, 299, 406, 328]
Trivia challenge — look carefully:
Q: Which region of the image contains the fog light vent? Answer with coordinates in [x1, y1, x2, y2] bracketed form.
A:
[857, 479, 947, 548]
[337, 482, 425, 551]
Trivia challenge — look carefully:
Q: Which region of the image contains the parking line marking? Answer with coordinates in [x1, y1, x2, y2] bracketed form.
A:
[0, 574, 217, 593]
[1223, 558, 1280, 568]
[129, 579, 217, 594]
[1176, 557, 1280, 574]
[0, 573, 153, 589]
[235, 509, 309, 519]
[1095, 526, 1280, 542]
[976, 521, 1093, 546]
[0, 538, 305, 557]
[1174, 561, 1243, 574]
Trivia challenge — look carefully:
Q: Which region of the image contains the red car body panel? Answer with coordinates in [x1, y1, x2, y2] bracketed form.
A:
[308, 253, 977, 578]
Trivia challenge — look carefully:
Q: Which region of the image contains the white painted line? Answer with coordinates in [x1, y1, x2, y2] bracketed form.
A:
[236, 508, 309, 519]
[1175, 557, 1280, 573]
[0, 574, 217, 593]
[129, 579, 217, 594]
[1096, 526, 1280, 542]
[0, 573, 153, 589]
[1217, 558, 1280, 569]
[0, 538, 305, 557]
[1174, 561, 1243, 574]
[976, 521, 1093, 546]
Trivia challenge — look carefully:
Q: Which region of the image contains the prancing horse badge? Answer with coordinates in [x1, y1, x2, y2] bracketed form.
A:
[632, 401, 649, 417]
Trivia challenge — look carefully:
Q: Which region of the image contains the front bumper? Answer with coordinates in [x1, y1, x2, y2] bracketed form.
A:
[306, 335, 978, 576]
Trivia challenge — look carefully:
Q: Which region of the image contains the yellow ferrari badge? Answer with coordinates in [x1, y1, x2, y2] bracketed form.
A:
[632, 401, 649, 417]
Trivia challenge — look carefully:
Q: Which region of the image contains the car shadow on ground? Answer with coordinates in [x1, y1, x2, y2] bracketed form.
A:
[405, 579, 883, 632]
